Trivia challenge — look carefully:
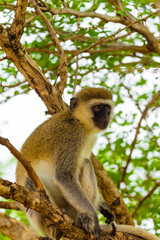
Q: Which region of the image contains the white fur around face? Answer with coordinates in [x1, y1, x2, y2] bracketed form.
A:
[73, 99, 114, 133]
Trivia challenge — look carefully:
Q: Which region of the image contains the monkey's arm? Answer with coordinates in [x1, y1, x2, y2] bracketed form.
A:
[55, 170, 101, 239]
[101, 224, 160, 240]
[56, 172, 95, 213]
[83, 158, 114, 224]
[53, 134, 100, 237]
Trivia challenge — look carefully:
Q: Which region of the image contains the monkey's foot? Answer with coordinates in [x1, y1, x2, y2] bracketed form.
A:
[75, 213, 94, 233]
[75, 213, 100, 239]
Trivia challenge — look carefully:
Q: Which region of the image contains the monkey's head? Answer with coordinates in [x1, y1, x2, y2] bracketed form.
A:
[70, 87, 113, 132]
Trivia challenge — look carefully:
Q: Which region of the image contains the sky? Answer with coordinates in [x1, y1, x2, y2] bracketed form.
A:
[0, 91, 48, 181]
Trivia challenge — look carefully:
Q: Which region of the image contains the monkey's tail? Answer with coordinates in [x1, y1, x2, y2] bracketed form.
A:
[100, 223, 160, 240]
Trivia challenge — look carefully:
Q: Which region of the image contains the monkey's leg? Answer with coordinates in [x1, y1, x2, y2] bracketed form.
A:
[25, 177, 62, 240]
[55, 174, 100, 239]
[80, 159, 114, 224]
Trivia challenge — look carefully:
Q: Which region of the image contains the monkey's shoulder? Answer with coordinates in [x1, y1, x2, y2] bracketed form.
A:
[20, 111, 86, 159]
[41, 111, 85, 133]
[24, 111, 86, 144]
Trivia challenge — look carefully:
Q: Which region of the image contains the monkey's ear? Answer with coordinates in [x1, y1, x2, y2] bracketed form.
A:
[70, 97, 78, 111]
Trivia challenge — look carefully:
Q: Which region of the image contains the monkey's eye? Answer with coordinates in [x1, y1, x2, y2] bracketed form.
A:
[93, 105, 101, 112]
[105, 105, 111, 113]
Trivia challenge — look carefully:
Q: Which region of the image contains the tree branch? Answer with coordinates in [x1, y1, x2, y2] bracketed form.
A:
[0, 2, 16, 11]
[0, 212, 40, 240]
[0, 178, 155, 240]
[0, 136, 44, 193]
[0, 24, 67, 113]
[0, 56, 8, 62]
[0, 201, 21, 210]
[67, 11, 160, 62]
[40, 6, 122, 24]
[30, 0, 67, 94]
[0, 80, 27, 89]
[107, 0, 160, 54]
[91, 154, 134, 226]
[27, 43, 150, 59]
[123, 85, 142, 113]
[10, 0, 28, 40]
[131, 182, 160, 217]
[0, 178, 95, 240]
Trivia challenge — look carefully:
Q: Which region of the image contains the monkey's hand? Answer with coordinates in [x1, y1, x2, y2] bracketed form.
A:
[75, 212, 100, 240]
[99, 201, 115, 224]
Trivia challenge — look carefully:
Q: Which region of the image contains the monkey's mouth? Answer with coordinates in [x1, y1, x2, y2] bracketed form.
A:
[95, 120, 108, 130]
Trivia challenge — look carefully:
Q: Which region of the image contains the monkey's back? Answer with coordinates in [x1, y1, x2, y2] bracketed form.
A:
[16, 110, 86, 185]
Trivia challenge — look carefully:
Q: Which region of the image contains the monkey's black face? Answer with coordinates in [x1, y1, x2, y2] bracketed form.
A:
[92, 103, 111, 130]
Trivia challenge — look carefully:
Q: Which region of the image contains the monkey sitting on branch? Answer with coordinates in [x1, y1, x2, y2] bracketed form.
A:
[16, 87, 114, 239]
[16, 87, 160, 240]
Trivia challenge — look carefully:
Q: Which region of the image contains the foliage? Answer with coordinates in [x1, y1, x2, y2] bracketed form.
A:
[0, 234, 10, 240]
[97, 73, 160, 230]
[0, 0, 160, 238]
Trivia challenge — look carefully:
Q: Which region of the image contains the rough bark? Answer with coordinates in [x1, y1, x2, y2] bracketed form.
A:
[0, 178, 154, 240]
[0, 25, 67, 114]
[0, 137, 44, 192]
[0, 212, 39, 240]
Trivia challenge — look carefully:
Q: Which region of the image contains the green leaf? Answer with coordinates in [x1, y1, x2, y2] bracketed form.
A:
[117, 10, 127, 16]
[87, 29, 99, 37]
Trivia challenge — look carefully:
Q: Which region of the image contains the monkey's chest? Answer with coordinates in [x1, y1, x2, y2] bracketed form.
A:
[76, 133, 97, 181]
[80, 134, 97, 160]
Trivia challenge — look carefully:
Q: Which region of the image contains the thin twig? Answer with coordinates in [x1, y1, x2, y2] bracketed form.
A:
[123, 85, 160, 149]
[0, 137, 45, 193]
[61, 0, 67, 8]
[0, 2, 16, 10]
[0, 80, 27, 89]
[27, 44, 150, 55]
[59, 32, 86, 42]
[131, 182, 160, 217]
[41, 6, 121, 24]
[123, 84, 142, 112]
[67, 10, 160, 62]
[0, 56, 8, 62]
[25, 13, 38, 24]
